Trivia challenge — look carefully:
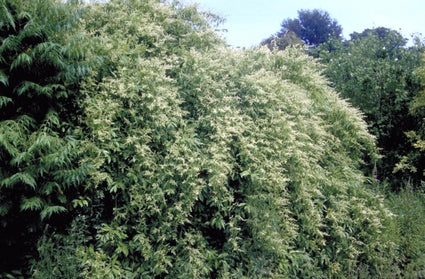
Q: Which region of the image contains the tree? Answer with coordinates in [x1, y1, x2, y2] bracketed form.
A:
[0, 0, 92, 276]
[350, 27, 407, 46]
[317, 28, 424, 189]
[280, 9, 342, 47]
[394, 52, 425, 185]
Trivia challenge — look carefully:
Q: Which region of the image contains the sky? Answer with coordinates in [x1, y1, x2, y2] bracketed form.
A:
[183, 0, 425, 48]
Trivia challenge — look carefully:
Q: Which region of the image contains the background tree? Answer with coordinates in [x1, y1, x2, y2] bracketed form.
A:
[395, 52, 425, 185]
[350, 27, 407, 45]
[316, 28, 424, 189]
[278, 9, 342, 47]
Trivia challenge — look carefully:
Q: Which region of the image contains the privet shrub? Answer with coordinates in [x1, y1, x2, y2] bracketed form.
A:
[1, 0, 403, 278]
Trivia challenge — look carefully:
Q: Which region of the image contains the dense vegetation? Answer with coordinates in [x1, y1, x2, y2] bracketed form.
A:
[0, 0, 92, 273]
[316, 28, 425, 190]
[263, 9, 342, 48]
[1, 0, 424, 278]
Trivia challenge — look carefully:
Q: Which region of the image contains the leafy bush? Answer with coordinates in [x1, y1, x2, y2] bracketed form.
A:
[58, 1, 396, 278]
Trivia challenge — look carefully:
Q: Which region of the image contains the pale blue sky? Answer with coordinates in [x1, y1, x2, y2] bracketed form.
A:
[183, 0, 425, 47]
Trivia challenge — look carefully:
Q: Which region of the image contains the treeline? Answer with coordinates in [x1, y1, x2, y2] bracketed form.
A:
[263, 9, 425, 191]
[0, 1, 424, 278]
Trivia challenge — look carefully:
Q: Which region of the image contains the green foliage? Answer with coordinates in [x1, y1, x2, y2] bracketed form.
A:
[278, 9, 342, 47]
[0, 0, 411, 278]
[32, 216, 90, 279]
[0, 0, 93, 276]
[36, 1, 395, 278]
[261, 30, 304, 51]
[316, 29, 424, 189]
[402, 52, 425, 180]
[384, 188, 425, 278]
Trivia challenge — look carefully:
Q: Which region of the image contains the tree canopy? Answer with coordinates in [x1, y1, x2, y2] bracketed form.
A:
[316, 28, 424, 189]
[280, 9, 342, 47]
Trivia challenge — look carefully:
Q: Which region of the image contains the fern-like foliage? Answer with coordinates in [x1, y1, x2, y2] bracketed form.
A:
[0, 0, 93, 276]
